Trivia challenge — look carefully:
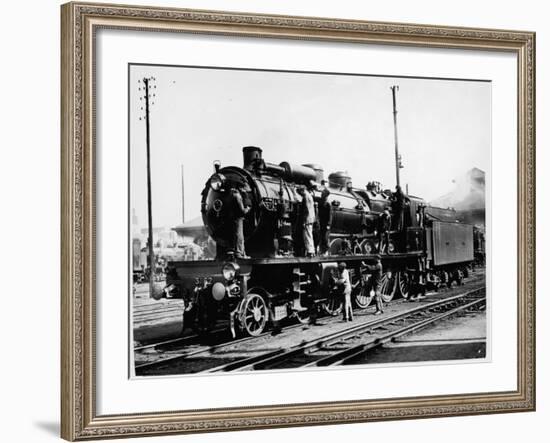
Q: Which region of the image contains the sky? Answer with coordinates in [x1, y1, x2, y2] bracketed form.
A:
[129, 64, 490, 230]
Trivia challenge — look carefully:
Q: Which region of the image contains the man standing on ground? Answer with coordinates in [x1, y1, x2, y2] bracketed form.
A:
[363, 258, 384, 315]
[336, 262, 353, 321]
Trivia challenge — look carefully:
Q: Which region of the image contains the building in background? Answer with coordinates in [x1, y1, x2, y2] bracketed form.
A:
[139, 226, 178, 248]
[173, 216, 216, 260]
[172, 216, 206, 244]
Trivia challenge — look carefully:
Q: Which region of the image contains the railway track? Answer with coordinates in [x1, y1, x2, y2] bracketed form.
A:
[133, 302, 183, 319]
[133, 310, 183, 323]
[134, 285, 485, 375]
[133, 295, 427, 372]
[134, 329, 221, 353]
[204, 288, 485, 373]
[134, 321, 306, 373]
[134, 305, 182, 314]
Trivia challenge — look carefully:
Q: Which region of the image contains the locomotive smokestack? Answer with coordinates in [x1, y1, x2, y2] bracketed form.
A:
[243, 146, 263, 171]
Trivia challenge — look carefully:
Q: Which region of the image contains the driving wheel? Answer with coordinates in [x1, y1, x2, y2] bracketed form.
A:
[241, 293, 268, 336]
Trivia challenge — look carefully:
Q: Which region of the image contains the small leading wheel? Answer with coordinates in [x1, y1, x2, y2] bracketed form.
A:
[379, 271, 398, 303]
[398, 272, 411, 299]
[241, 293, 268, 336]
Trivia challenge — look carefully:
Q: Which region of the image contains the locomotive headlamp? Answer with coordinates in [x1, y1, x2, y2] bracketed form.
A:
[222, 262, 240, 281]
[211, 282, 226, 301]
[210, 173, 225, 191]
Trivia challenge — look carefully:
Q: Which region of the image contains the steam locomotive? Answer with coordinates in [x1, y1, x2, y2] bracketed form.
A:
[164, 146, 483, 337]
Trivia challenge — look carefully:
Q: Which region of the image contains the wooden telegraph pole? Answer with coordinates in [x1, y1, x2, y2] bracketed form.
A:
[390, 85, 403, 188]
[139, 76, 156, 298]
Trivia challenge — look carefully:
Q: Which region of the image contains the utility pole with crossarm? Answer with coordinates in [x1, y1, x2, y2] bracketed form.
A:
[138, 76, 157, 298]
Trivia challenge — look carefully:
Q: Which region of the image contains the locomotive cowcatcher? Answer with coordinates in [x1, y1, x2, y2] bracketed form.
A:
[163, 146, 480, 337]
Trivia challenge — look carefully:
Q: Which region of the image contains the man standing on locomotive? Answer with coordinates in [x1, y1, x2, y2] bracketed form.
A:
[297, 185, 316, 257]
[378, 208, 391, 253]
[231, 186, 250, 259]
[318, 188, 332, 255]
[392, 184, 406, 231]
[336, 262, 353, 321]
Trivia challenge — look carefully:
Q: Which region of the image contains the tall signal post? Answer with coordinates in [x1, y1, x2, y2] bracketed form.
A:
[139, 76, 157, 298]
[390, 85, 404, 188]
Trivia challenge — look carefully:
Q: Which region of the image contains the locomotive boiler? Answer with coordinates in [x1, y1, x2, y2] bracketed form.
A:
[202, 146, 393, 259]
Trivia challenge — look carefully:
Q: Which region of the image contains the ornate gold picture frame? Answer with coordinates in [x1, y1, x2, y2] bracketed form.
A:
[61, 2, 535, 440]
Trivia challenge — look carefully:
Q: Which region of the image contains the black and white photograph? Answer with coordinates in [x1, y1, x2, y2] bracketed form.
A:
[130, 64, 489, 377]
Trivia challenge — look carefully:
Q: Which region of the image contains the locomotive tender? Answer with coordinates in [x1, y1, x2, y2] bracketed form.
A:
[164, 146, 480, 337]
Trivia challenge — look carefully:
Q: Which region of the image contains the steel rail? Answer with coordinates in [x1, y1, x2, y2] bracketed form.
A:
[205, 288, 484, 373]
[133, 312, 183, 322]
[134, 275, 486, 374]
[306, 297, 485, 367]
[134, 306, 182, 315]
[134, 328, 225, 352]
[133, 302, 180, 311]
[134, 291, 418, 370]
[134, 293, 434, 349]
[134, 321, 306, 372]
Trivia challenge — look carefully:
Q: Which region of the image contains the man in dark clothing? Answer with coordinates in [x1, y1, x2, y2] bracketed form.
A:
[318, 188, 332, 255]
[378, 208, 391, 253]
[363, 258, 384, 315]
[273, 178, 287, 256]
[392, 185, 406, 231]
[231, 188, 250, 258]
